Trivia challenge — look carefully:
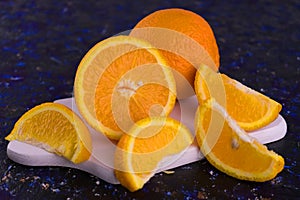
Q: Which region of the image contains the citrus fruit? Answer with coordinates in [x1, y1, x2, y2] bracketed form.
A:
[114, 117, 193, 192]
[194, 65, 282, 131]
[195, 98, 284, 181]
[5, 103, 92, 164]
[130, 8, 219, 98]
[74, 35, 176, 140]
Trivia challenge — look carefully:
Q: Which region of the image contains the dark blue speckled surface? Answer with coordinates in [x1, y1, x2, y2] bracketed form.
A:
[0, 0, 299, 199]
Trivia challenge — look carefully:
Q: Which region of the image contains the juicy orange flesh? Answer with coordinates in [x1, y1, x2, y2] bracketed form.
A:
[223, 75, 267, 123]
[131, 124, 189, 173]
[202, 108, 275, 172]
[132, 124, 180, 153]
[75, 36, 176, 139]
[129, 84, 169, 121]
[195, 67, 226, 106]
[195, 70, 282, 131]
[116, 120, 192, 174]
[81, 44, 142, 120]
[114, 117, 193, 191]
[14, 110, 76, 160]
[94, 48, 158, 132]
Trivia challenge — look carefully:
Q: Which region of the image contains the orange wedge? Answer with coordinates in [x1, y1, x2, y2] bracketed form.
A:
[5, 103, 92, 164]
[194, 65, 282, 131]
[195, 98, 284, 181]
[74, 35, 176, 140]
[114, 117, 193, 192]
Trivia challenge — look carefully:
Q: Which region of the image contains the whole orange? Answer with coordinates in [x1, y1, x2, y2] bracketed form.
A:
[130, 8, 220, 98]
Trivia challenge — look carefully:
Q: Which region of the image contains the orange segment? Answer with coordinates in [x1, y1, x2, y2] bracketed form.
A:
[130, 8, 219, 98]
[74, 35, 176, 140]
[114, 117, 193, 192]
[5, 103, 92, 164]
[194, 65, 282, 131]
[195, 98, 284, 181]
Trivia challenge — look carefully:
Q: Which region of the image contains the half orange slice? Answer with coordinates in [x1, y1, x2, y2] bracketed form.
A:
[74, 35, 176, 140]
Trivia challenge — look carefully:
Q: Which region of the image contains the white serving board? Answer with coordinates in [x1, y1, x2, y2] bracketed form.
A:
[7, 95, 287, 184]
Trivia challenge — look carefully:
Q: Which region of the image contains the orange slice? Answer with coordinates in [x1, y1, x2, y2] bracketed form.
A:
[74, 35, 176, 140]
[194, 65, 282, 131]
[5, 103, 92, 164]
[114, 117, 193, 192]
[195, 98, 284, 181]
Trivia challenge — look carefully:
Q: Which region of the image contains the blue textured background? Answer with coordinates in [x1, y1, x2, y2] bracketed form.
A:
[0, 0, 299, 199]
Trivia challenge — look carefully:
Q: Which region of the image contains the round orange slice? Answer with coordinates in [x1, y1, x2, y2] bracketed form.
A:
[74, 35, 176, 140]
[5, 103, 92, 164]
[195, 98, 284, 182]
[114, 117, 193, 192]
[194, 65, 282, 131]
